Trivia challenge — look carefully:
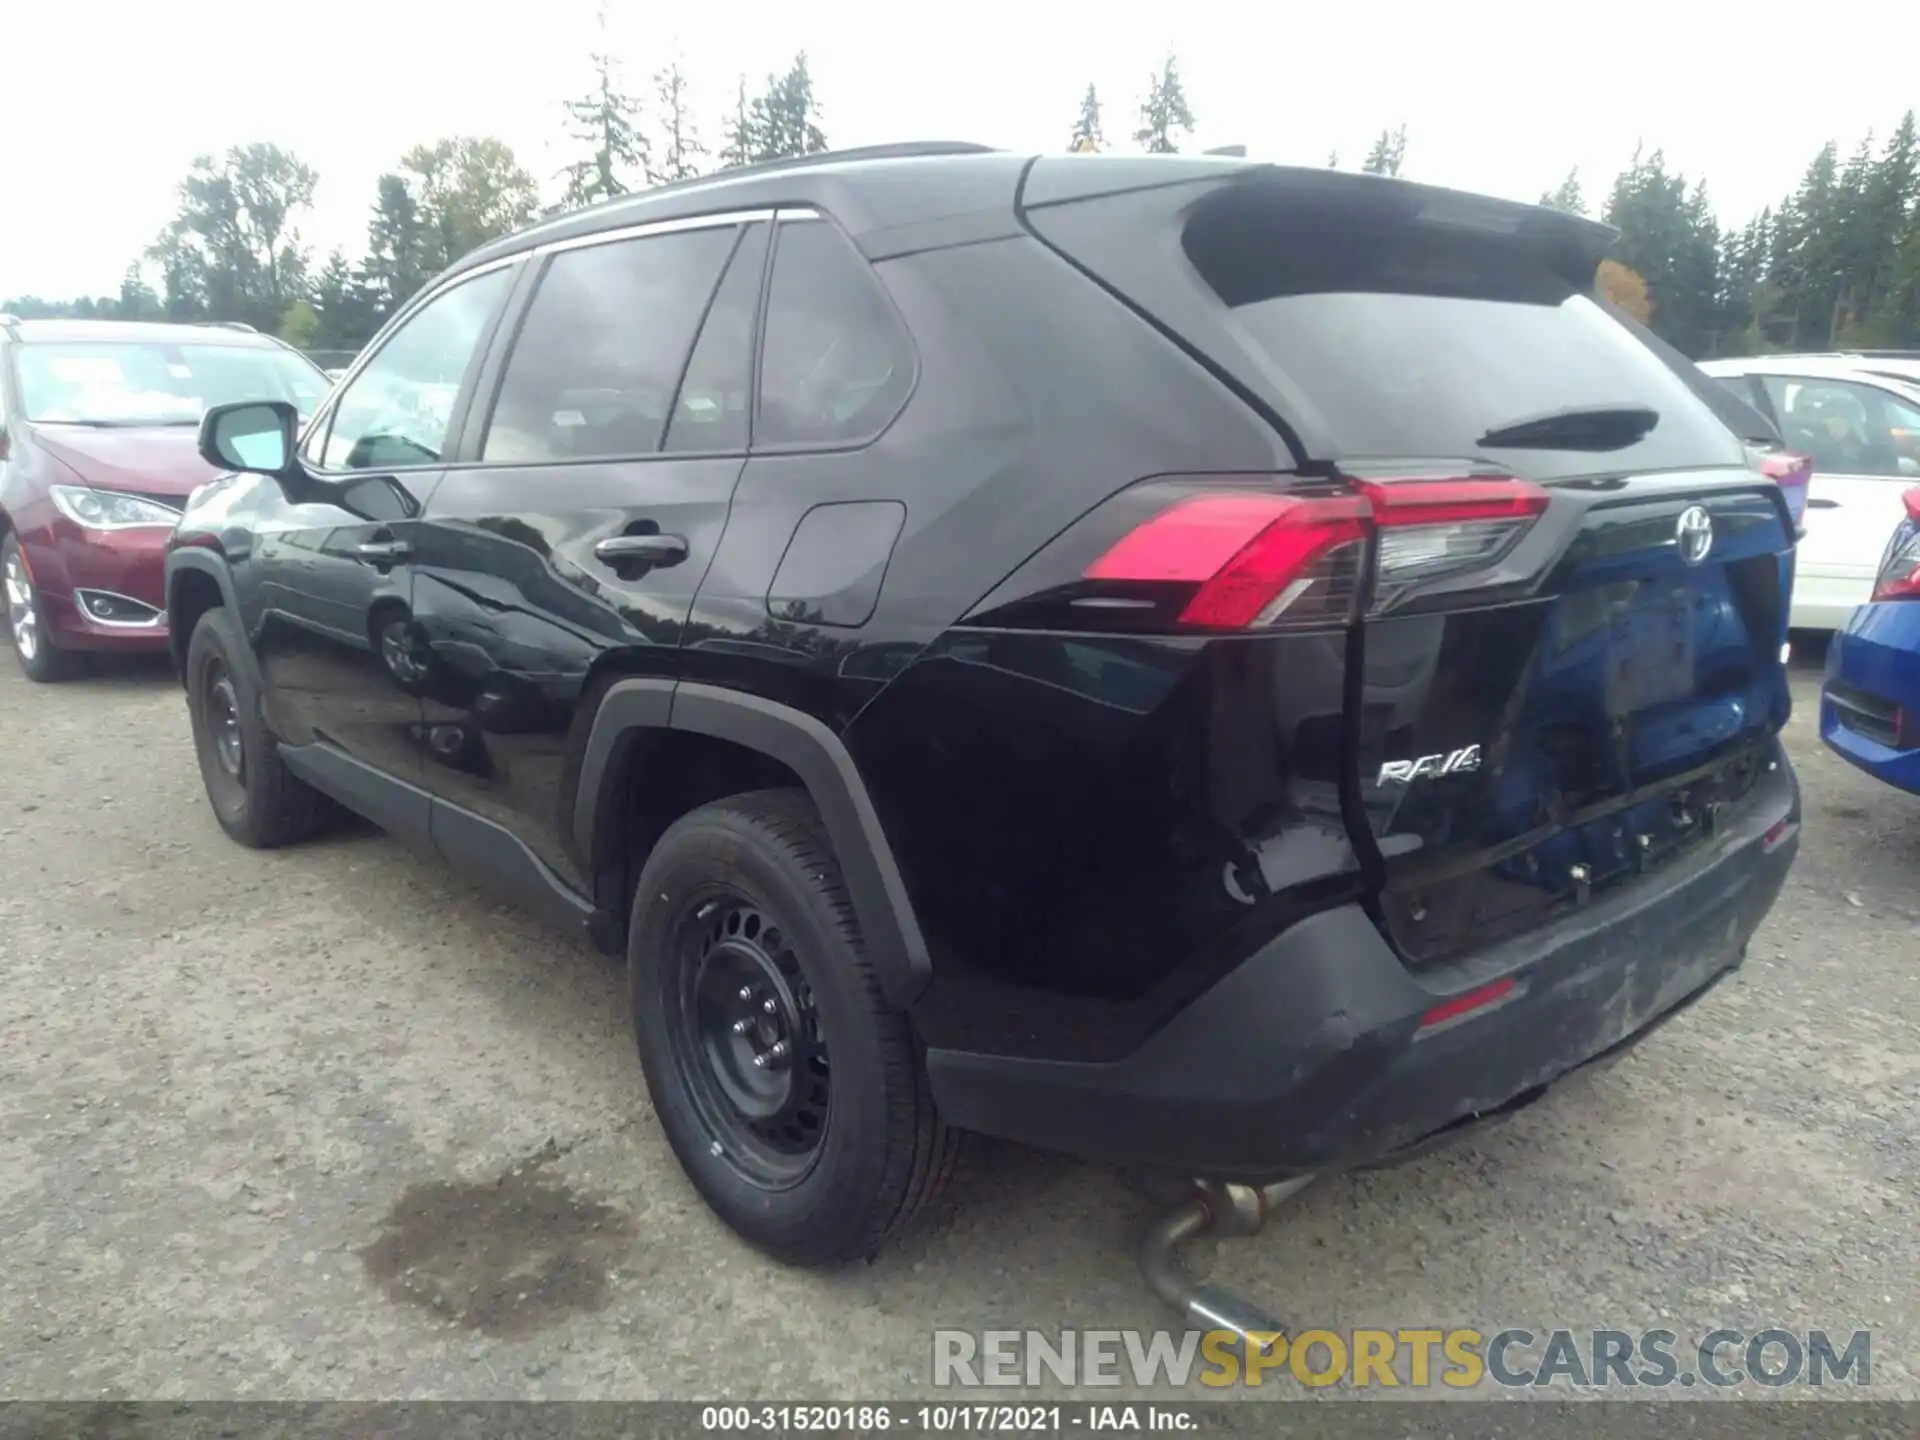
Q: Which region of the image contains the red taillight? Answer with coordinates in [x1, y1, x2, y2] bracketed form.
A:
[1871, 488, 1920, 601]
[1083, 476, 1547, 629]
[1086, 492, 1369, 628]
[1759, 451, 1813, 526]
[1417, 976, 1520, 1033]
[1356, 477, 1550, 527]
[1872, 560, 1920, 602]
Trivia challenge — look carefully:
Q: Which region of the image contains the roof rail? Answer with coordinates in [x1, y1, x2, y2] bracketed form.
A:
[652, 141, 998, 197]
[202, 320, 257, 333]
[514, 141, 1001, 237]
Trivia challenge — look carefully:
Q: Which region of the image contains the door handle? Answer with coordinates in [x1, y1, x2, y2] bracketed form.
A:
[1805, 498, 1840, 509]
[595, 533, 688, 566]
[356, 539, 412, 562]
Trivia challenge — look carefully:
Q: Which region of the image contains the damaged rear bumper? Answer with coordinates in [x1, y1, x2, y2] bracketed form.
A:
[927, 745, 1799, 1179]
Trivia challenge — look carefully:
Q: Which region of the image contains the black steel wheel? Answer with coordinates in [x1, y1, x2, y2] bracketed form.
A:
[185, 607, 328, 849]
[666, 891, 832, 1187]
[628, 788, 965, 1266]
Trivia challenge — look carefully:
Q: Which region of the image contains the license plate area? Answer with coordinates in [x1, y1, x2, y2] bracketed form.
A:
[1551, 579, 1697, 716]
[1607, 580, 1696, 713]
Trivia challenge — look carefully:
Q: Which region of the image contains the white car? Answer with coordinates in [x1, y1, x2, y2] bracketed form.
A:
[1697, 356, 1920, 630]
[1781, 350, 1920, 388]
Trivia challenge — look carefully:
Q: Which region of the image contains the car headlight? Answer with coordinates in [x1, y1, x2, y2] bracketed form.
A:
[49, 484, 182, 530]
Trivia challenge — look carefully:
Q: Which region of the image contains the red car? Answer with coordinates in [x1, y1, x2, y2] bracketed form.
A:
[1, 317, 330, 680]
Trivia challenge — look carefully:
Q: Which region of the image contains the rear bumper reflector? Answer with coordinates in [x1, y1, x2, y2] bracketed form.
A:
[1415, 975, 1525, 1037]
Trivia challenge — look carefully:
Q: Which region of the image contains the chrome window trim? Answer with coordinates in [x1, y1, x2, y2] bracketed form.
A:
[530, 208, 783, 258]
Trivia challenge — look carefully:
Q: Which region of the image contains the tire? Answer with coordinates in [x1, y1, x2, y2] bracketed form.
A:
[185, 606, 327, 848]
[3, 533, 78, 682]
[629, 787, 963, 1266]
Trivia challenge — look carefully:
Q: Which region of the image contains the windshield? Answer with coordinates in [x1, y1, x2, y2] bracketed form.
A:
[14, 342, 331, 426]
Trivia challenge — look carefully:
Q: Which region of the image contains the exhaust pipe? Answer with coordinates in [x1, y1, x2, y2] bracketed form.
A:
[1136, 1176, 1315, 1350]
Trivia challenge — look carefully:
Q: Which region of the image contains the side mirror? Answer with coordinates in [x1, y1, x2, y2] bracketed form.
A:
[200, 400, 298, 476]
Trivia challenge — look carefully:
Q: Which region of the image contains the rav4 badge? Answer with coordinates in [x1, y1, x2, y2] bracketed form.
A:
[1377, 744, 1483, 785]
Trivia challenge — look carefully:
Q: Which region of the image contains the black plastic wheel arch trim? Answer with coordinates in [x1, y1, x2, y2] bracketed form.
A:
[164, 550, 262, 692]
[575, 678, 933, 1009]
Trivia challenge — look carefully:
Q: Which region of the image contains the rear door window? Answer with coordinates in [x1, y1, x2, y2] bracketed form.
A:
[755, 217, 915, 448]
[482, 225, 739, 464]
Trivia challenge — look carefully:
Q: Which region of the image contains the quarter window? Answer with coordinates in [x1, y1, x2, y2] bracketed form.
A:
[482, 226, 739, 464]
[756, 219, 914, 447]
[318, 266, 513, 471]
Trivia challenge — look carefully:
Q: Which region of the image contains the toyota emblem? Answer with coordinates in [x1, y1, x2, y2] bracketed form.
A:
[1676, 505, 1713, 565]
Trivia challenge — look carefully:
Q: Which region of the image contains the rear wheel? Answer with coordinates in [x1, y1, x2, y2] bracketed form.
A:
[186, 607, 327, 848]
[3, 534, 77, 682]
[629, 788, 962, 1266]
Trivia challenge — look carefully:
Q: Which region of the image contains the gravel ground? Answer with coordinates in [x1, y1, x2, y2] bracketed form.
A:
[0, 648, 1914, 1405]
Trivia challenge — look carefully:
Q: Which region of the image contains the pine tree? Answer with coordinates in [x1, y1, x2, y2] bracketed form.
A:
[360, 173, 428, 320]
[115, 264, 161, 321]
[1769, 142, 1843, 348]
[1540, 168, 1586, 215]
[1728, 209, 1780, 352]
[718, 75, 756, 170]
[1361, 125, 1408, 178]
[1877, 112, 1920, 344]
[1069, 83, 1104, 153]
[1603, 147, 1721, 356]
[652, 61, 705, 183]
[1133, 55, 1195, 154]
[744, 53, 828, 162]
[558, 3, 646, 207]
[311, 249, 375, 350]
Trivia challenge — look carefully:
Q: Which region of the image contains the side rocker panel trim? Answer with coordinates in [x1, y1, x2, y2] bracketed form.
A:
[282, 739, 600, 937]
[280, 740, 432, 840]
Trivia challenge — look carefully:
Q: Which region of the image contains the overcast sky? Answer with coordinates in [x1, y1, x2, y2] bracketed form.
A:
[4, 0, 1915, 299]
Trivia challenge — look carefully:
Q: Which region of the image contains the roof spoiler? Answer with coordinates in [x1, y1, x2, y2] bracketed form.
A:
[1024, 159, 1617, 292]
[1207, 166, 1617, 290]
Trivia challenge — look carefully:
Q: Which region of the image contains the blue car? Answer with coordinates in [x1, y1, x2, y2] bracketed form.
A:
[1822, 486, 1920, 793]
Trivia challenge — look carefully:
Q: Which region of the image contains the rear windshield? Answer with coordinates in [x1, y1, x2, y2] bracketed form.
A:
[1183, 196, 1746, 481]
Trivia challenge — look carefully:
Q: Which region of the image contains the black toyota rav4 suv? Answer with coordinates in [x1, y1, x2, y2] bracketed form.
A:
[167, 143, 1802, 1274]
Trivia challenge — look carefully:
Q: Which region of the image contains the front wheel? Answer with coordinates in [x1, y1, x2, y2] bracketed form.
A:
[3, 534, 76, 681]
[185, 606, 328, 848]
[629, 788, 963, 1266]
